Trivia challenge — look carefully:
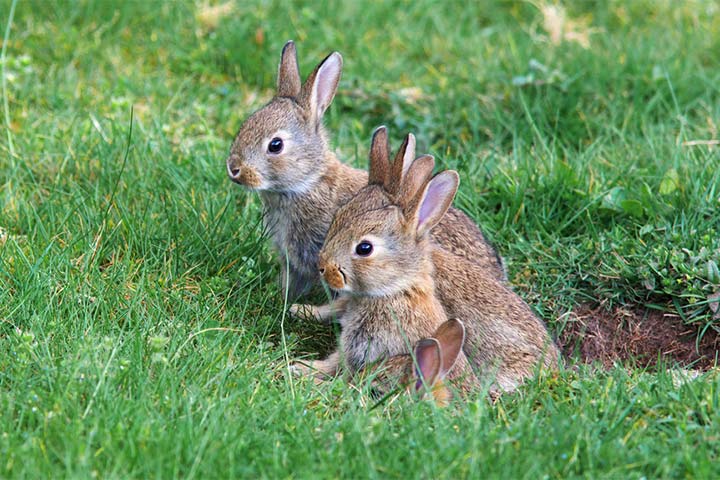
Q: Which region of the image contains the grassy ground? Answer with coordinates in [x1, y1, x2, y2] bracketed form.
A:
[1, 0, 719, 477]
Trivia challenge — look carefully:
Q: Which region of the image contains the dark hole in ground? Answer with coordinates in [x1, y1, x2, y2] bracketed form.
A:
[557, 305, 720, 370]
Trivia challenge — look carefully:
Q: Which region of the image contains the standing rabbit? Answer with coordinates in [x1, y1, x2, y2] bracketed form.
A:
[294, 133, 558, 396]
[225, 41, 505, 299]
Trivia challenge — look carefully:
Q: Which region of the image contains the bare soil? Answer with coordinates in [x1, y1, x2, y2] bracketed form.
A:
[557, 305, 720, 370]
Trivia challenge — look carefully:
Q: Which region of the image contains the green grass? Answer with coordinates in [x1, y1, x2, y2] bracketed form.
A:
[1, 0, 719, 477]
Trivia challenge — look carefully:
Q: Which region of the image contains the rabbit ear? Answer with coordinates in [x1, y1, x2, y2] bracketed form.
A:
[386, 133, 416, 195]
[433, 319, 465, 379]
[399, 154, 434, 206]
[368, 126, 390, 186]
[413, 338, 442, 390]
[409, 170, 459, 238]
[301, 52, 343, 126]
[277, 40, 301, 97]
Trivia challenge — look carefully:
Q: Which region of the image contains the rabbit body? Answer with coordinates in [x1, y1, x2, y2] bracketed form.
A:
[295, 133, 558, 396]
[303, 273, 476, 391]
[259, 156, 366, 294]
[338, 279, 446, 372]
[294, 183, 474, 386]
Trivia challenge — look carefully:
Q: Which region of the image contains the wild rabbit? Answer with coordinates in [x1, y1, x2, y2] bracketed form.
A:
[225, 41, 505, 299]
[294, 133, 559, 396]
[290, 155, 477, 387]
[360, 319, 471, 407]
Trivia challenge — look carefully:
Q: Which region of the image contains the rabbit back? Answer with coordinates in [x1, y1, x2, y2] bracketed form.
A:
[432, 247, 559, 390]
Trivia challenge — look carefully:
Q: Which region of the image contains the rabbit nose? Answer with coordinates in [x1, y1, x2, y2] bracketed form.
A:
[318, 256, 328, 274]
[227, 155, 242, 180]
[227, 156, 262, 188]
[320, 264, 345, 290]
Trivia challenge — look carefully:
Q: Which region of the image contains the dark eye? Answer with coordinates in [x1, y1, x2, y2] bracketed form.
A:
[355, 241, 373, 256]
[268, 137, 283, 154]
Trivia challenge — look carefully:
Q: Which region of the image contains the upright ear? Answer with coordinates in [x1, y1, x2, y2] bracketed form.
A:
[398, 154, 434, 205]
[413, 338, 442, 391]
[277, 40, 301, 97]
[368, 126, 390, 186]
[386, 133, 416, 195]
[432, 319, 465, 378]
[407, 170, 459, 238]
[301, 52, 343, 125]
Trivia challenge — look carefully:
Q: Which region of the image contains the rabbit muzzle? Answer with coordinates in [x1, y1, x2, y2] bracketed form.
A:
[227, 154, 262, 188]
[318, 260, 346, 291]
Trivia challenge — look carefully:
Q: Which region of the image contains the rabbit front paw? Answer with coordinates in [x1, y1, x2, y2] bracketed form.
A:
[289, 303, 314, 320]
[289, 300, 347, 323]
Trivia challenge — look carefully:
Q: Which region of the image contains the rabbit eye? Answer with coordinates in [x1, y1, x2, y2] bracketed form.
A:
[268, 137, 283, 154]
[355, 241, 373, 257]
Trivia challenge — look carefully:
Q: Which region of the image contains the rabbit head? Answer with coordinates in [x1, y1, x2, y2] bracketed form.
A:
[366, 319, 467, 406]
[317, 127, 460, 297]
[226, 41, 342, 193]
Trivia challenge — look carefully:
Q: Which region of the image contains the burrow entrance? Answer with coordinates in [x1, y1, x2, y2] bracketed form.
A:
[557, 305, 720, 370]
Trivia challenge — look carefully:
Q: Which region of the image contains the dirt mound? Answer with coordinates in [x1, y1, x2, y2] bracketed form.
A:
[558, 305, 720, 370]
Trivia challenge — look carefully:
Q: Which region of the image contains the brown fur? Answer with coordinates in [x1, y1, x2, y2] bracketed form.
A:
[277, 41, 301, 97]
[385, 134, 413, 196]
[432, 248, 559, 394]
[226, 41, 505, 298]
[259, 157, 365, 295]
[238, 165, 262, 188]
[368, 127, 391, 186]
